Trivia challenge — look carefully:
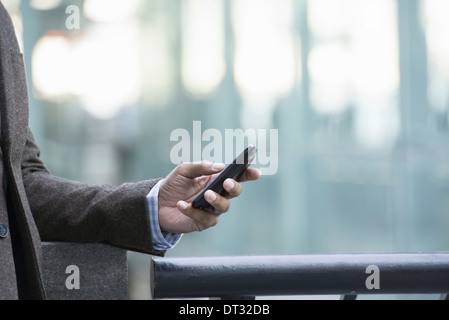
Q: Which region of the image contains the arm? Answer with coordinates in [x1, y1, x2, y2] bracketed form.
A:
[21, 128, 165, 256]
[146, 179, 183, 250]
[21, 128, 261, 254]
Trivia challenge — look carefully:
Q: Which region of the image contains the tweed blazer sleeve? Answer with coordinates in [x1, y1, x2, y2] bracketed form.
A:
[20, 128, 165, 257]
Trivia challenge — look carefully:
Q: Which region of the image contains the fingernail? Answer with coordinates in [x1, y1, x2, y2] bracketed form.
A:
[226, 179, 235, 190]
[206, 190, 216, 202]
[178, 201, 187, 210]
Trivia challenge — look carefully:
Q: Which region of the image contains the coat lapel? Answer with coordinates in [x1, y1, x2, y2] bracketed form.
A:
[0, 38, 29, 166]
[0, 3, 47, 299]
[0, 7, 27, 165]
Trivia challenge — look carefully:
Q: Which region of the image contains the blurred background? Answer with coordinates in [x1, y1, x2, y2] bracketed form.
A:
[4, 0, 449, 299]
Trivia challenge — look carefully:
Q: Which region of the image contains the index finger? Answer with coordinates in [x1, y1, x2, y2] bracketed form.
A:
[177, 161, 225, 178]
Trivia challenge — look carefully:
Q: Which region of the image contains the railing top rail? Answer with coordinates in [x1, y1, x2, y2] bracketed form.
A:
[151, 253, 449, 299]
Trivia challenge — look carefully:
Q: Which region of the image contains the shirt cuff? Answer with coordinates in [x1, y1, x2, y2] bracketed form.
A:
[146, 179, 183, 251]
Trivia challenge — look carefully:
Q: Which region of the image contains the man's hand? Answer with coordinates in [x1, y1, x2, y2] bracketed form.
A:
[158, 161, 261, 234]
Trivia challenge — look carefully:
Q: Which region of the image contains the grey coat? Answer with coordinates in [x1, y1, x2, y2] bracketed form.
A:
[0, 3, 164, 300]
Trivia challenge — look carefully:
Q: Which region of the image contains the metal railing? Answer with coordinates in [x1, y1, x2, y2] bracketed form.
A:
[151, 253, 449, 300]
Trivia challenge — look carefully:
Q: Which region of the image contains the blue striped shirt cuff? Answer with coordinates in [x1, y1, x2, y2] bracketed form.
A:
[146, 179, 183, 251]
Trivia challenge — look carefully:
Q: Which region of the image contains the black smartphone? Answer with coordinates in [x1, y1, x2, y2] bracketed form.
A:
[192, 145, 257, 209]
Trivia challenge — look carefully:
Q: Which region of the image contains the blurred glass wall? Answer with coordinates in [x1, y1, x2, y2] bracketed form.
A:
[6, 0, 449, 299]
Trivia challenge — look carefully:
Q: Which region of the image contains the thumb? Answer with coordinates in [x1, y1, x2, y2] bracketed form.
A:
[177, 161, 225, 178]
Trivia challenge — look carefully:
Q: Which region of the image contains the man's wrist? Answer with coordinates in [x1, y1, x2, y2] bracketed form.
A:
[146, 179, 182, 250]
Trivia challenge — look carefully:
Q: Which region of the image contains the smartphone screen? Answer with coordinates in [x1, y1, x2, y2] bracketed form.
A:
[192, 145, 256, 209]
